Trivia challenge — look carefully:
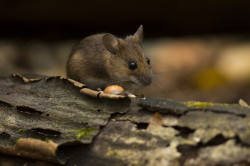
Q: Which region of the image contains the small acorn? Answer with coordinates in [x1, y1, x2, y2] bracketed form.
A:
[104, 85, 125, 95]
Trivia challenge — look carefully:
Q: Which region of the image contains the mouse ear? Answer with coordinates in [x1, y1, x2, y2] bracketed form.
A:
[134, 25, 143, 43]
[103, 34, 121, 54]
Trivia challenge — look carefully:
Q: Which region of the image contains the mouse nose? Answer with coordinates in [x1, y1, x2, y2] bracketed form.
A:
[139, 75, 152, 86]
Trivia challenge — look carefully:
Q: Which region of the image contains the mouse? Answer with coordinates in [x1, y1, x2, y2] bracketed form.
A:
[66, 25, 152, 92]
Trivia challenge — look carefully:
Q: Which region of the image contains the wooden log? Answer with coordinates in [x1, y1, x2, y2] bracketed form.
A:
[0, 74, 250, 166]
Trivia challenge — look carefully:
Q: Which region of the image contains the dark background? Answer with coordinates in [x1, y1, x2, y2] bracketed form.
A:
[1, 0, 250, 40]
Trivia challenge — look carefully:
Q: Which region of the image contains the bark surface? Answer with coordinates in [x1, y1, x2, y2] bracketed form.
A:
[0, 74, 250, 166]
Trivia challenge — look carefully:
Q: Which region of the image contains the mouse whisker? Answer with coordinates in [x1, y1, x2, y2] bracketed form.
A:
[127, 84, 138, 92]
[108, 79, 132, 85]
[155, 80, 164, 90]
[151, 74, 171, 83]
[151, 76, 167, 82]
[138, 85, 143, 93]
[152, 68, 201, 76]
[103, 77, 131, 82]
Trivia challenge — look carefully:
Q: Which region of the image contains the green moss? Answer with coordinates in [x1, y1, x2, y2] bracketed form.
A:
[29, 137, 43, 141]
[45, 138, 50, 142]
[222, 104, 229, 107]
[17, 129, 26, 134]
[72, 128, 95, 140]
[184, 101, 214, 108]
[13, 139, 18, 146]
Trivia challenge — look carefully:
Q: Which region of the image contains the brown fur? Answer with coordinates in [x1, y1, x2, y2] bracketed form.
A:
[67, 26, 152, 90]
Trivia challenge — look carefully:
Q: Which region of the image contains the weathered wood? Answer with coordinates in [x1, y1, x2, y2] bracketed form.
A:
[0, 74, 250, 166]
[0, 74, 130, 164]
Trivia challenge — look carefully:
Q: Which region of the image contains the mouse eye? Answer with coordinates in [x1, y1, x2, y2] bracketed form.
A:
[128, 61, 137, 70]
[146, 58, 150, 65]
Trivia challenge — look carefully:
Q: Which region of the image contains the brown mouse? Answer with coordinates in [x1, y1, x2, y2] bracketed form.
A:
[66, 25, 152, 91]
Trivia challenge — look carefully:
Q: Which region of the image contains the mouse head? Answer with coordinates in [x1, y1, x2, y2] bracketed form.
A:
[103, 25, 152, 89]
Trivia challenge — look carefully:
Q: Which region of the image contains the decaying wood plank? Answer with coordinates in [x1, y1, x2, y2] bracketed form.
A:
[0, 74, 250, 166]
[0, 74, 130, 164]
[72, 98, 250, 166]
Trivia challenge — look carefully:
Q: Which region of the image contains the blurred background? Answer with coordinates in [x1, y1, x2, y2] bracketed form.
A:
[0, 0, 250, 103]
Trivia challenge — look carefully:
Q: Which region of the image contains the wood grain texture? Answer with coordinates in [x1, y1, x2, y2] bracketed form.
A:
[0, 74, 250, 166]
